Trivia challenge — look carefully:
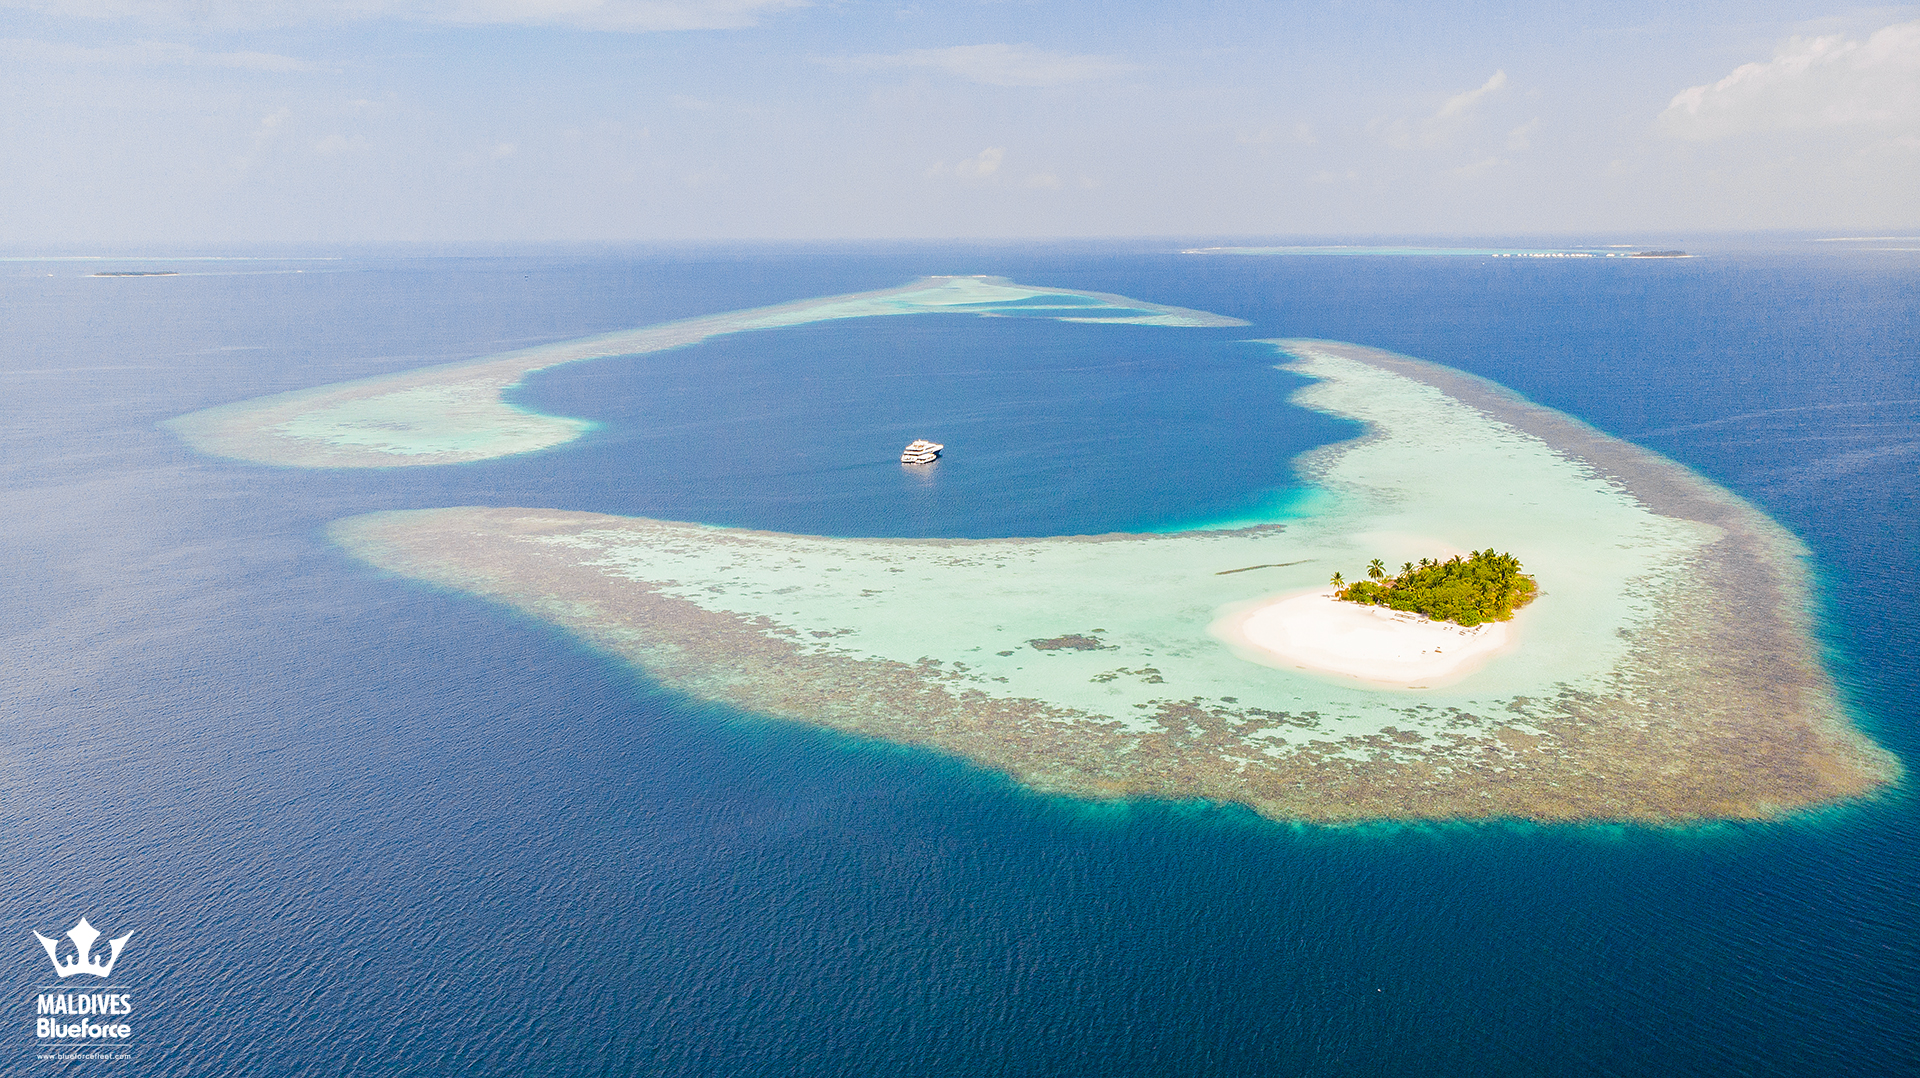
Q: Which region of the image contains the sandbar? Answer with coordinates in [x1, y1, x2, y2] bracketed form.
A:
[1215, 589, 1513, 687]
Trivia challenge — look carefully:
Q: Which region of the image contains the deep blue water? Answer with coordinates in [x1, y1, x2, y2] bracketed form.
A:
[3, 243, 1917, 1076]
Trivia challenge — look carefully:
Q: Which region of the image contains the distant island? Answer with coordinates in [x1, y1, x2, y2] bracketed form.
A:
[1330, 549, 1537, 626]
[92, 271, 179, 277]
[1489, 250, 1688, 259]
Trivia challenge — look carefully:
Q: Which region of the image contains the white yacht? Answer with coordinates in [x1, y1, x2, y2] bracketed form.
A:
[900, 439, 944, 464]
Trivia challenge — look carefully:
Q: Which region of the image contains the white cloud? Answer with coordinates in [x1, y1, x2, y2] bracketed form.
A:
[231, 107, 292, 170]
[954, 147, 1004, 178]
[828, 43, 1138, 87]
[1235, 122, 1316, 147]
[1446, 156, 1508, 179]
[452, 136, 527, 169]
[0, 0, 806, 32]
[1024, 171, 1061, 189]
[1374, 70, 1509, 150]
[438, 0, 803, 32]
[0, 36, 320, 71]
[312, 133, 369, 156]
[1437, 70, 1507, 119]
[1506, 118, 1540, 150]
[1370, 117, 1415, 150]
[1659, 19, 1920, 139]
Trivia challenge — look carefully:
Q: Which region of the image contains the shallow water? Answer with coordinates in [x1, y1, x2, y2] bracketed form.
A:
[2, 243, 1916, 1074]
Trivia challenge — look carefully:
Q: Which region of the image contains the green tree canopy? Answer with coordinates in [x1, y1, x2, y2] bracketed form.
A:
[1333, 549, 1537, 626]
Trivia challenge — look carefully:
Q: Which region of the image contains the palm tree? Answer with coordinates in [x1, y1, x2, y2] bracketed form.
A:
[1367, 558, 1385, 580]
[1329, 571, 1344, 589]
[1401, 562, 1414, 576]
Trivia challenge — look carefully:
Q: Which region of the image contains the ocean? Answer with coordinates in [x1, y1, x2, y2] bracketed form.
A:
[3, 241, 1916, 1075]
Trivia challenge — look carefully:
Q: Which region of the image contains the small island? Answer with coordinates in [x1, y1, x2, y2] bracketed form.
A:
[1330, 549, 1537, 626]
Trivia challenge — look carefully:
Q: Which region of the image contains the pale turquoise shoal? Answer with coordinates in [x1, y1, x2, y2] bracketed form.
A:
[163, 276, 1245, 468]
[517, 343, 1714, 737]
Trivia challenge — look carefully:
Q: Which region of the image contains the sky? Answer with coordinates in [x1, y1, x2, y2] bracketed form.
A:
[1, 1, 1916, 242]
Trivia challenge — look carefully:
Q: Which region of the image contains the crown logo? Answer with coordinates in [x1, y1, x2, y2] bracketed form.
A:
[33, 918, 133, 979]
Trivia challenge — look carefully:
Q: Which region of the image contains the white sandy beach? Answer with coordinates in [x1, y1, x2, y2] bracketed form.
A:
[1214, 589, 1513, 687]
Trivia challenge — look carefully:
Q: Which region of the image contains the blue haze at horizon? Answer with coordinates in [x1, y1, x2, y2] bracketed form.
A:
[1, 244, 1915, 1076]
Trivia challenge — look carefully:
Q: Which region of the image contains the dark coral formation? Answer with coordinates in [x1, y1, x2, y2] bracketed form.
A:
[1028, 634, 1115, 652]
